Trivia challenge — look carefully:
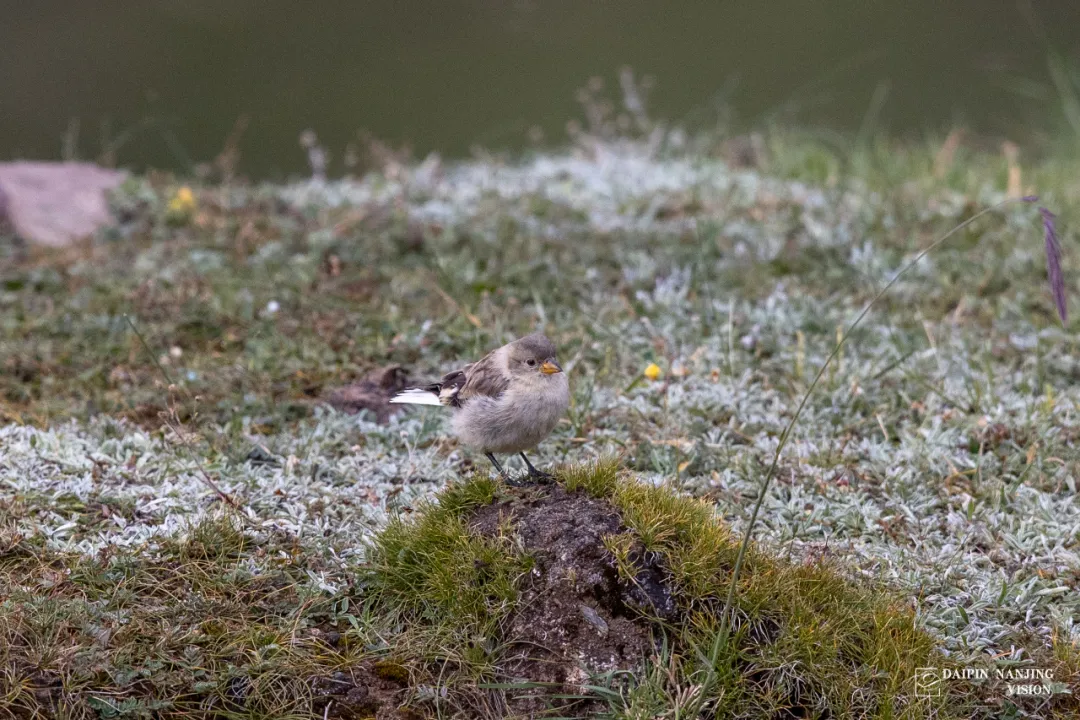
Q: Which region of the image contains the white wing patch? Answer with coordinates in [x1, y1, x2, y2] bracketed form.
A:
[389, 389, 444, 406]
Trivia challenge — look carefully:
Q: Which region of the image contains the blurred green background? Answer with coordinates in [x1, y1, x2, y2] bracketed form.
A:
[3, 1, 1080, 177]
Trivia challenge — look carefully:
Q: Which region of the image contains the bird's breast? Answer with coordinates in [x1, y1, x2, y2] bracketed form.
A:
[450, 375, 569, 453]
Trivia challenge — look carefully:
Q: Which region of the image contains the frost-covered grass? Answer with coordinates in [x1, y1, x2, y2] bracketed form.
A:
[2, 133, 1080, 716]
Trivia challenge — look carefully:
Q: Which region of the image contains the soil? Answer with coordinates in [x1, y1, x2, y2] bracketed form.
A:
[312, 660, 419, 720]
[468, 483, 677, 714]
[324, 365, 411, 423]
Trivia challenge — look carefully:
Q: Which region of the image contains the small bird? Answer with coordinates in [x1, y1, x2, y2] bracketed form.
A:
[390, 333, 569, 482]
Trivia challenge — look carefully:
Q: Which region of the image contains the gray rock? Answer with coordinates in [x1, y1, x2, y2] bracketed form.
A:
[578, 604, 609, 637]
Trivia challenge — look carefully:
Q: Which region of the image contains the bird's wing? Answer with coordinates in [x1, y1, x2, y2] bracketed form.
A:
[388, 373, 461, 407]
[428, 367, 466, 407]
[388, 388, 443, 406]
[456, 350, 510, 404]
[390, 349, 508, 408]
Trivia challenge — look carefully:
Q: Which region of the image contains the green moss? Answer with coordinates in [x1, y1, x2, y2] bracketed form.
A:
[363, 476, 530, 674]
[560, 455, 621, 497]
[343, 461, 968, 717]
[435, 474, 499, 515]
[561, 458, 958, 719]
[372, 660, 411, 684]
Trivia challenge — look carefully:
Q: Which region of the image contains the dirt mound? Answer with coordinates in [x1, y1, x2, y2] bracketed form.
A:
[324, 365, 410, 422]
[469, 484, 676, 710]
[357, 464, 962, 718]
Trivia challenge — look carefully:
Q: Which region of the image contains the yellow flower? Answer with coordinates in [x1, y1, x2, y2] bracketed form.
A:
[167, 186, 196, 215]
[644, 363, 662, 381]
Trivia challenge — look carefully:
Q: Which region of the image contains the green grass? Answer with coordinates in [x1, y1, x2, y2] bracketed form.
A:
[3, 126, 1080, 716]
[1, 129, 1075, 432]
[0, 462, 962, 718]
[1, 512, 370, 718]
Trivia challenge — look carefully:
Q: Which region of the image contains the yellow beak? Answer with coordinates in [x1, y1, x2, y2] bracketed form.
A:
[540, 361, 562, 375]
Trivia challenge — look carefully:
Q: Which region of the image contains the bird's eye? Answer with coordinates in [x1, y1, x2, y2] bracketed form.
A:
[526, 359, 537, 366]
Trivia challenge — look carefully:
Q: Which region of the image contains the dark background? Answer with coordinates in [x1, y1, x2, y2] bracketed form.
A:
[2, 1, 1079, 177]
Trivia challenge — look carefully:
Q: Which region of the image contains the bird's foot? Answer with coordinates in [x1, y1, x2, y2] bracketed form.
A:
[518, 452, 554, 484]
[526, 467, 553, 484]
[502, 474, 533, 487]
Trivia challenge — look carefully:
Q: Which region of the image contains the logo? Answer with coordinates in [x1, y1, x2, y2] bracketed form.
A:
[914, 667, 943, 698]
[913, 665, 1068, 700]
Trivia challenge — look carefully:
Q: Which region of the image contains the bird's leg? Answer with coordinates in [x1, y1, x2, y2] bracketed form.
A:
[487, 452, 530, 487]
[519, 452, 552, 482]
[485, 452, 508, 479]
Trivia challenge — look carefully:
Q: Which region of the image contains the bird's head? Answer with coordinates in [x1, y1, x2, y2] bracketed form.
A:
[507, 333, 562, 378]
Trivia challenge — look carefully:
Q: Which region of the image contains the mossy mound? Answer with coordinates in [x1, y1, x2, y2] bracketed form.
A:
[363, 459, 965, 719]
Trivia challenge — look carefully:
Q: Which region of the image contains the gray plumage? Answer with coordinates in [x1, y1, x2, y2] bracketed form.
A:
[390, 333, 569, 479]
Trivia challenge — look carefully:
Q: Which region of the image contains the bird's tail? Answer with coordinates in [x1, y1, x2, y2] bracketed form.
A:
[389, 388, 444, 406]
